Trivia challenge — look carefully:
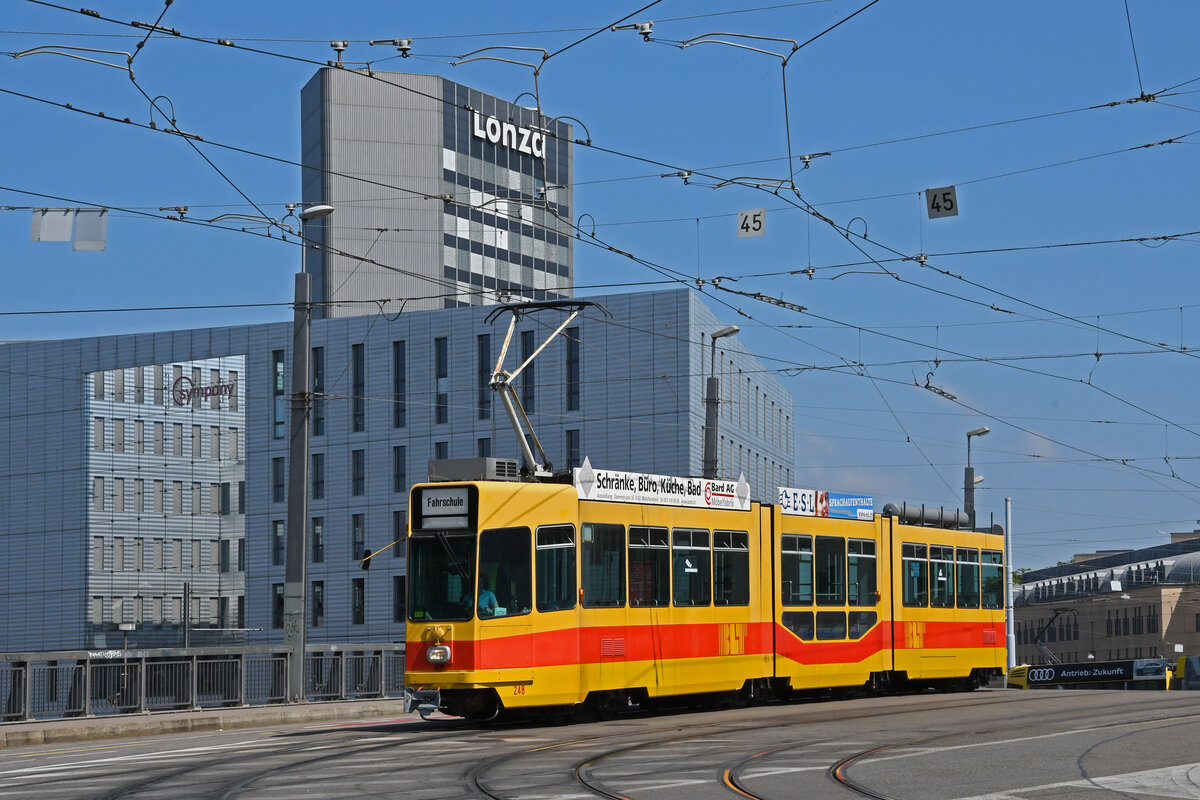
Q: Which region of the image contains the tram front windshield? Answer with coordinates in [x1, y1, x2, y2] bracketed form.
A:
[409, 531, 476, 621]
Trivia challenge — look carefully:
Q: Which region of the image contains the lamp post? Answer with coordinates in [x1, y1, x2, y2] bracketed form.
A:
[284, 203, 333, 703]
[964, 426, 990, 530]
[702, 325, 740, 479]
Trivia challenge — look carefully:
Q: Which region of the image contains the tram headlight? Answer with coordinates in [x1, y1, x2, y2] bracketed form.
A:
[426, 644, 451, 665]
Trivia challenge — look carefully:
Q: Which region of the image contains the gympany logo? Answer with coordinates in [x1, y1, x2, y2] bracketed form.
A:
[172, 375, 235, 406]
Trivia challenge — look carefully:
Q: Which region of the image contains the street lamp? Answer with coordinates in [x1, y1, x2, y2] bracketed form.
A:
[964, 426, 990, 530]
[702, 325, 740, 479]
[284, 203, 333, 703]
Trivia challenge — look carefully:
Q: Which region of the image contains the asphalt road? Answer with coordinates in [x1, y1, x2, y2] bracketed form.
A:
[3, 689, 1200, 799]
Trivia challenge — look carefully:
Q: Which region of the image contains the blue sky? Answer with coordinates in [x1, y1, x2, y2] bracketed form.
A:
[3, 1, 1199, 569]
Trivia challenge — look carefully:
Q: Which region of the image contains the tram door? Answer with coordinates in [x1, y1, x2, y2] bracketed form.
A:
[478, 527, 533, 677]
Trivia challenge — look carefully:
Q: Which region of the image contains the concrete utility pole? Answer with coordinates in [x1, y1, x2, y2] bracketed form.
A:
[702, 325, 739, 479]
[283, 204, 333, 702]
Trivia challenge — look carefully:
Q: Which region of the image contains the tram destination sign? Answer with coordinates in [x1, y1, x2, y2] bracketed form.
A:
[574, 458, 750, 511]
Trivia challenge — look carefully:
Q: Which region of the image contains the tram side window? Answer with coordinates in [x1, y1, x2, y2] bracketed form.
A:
[848, 611, 877, 639]
[782, 611, 813, 640]
[629, 526, 670, 607]
[902, 543, 928, 607]
[981, 549, 1004, 609]
[780, 535, 813, 605]
[536, 525, 576, 613]
[713, 530, 750, 606]
[478, 527, 532, 618]
[847, 539, 877, 606]
[816, 611, 846, 640]
[672, 528, 711, 607]
[815, 536, 845, 606]
[956, 547, 981, 609]
[582, 523, 625, 608]
[930, 545, 955, 608]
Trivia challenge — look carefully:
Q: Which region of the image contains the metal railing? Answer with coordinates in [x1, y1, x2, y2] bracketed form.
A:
[1, 643, 404, 722]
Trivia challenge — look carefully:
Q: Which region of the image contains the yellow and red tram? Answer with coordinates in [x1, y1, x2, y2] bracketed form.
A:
[404, 463, 1006, 720]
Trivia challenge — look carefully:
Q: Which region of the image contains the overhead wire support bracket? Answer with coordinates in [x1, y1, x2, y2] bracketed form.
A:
[484, 300, 610, 479]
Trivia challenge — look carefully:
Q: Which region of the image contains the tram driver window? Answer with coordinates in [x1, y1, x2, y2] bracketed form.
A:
[478, 527, 532, 618]
[629, 526, 670, 607]
[981, 549, 1004, 609]
[930, 545, 955, 608]
[901, 543, 928, 607]
[713, 530, 749, 606]
[582, 523, 625, 608]
[815, 536, 845, 606]
[536, 525, 576, 613]
[780, 535, 813, 605]
[672, 528, 711, 607]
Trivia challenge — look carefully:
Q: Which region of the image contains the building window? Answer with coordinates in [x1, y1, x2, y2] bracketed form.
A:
[154, 421, 163, 455]
[113, 478, 125, 513]
[351, 578, 365, 625]
[352, 342, 365, 432]
[520, 330, 535, 413]
[94, 418, 104, 451]
[566, 326, 580, 411]
[134, 479, 144, 514]
[229, 428, 239, 461]
[393, 575, 406, 623]
[113, 418, 125, 452]
[237, 539, 245, 572]
[154, 365, 164, 405]
[435, 337, 449, 424]
[273, 350, 286, 439]
[273, 457, 285, 502]
[435, 441, 448, 461]
[113, 537, 125, 572]
[134, 367, 144, 403]
[272, 521, 285, 566]
[352, 514, 365, 560]
[192, 425, 202, 460]
[153, 480, 163, 513]
[219, 539, 231, 573]
[272, 584, 284, 629]
[210, 369, 221, 409]
[229, 370, 238, 411]
[477, 333, 491, 420]
[312, 581, 325, 628]
[566, 429, 581, 471]
[393, 446, 406, 494]
[311, 347, 325, 436]
[92, 536, 104, 570]
[210, 483, 221, 516]
[311, 517, 324, 563]
[312, 453, 325, 499]
[392, 340, 406, 428]
[210, 426, 220, 460]
[219, 482, 231, 515]
[114, 368, 125, 402]
[352, 449, 365, 496]
[134, 420, 144, 454]
[94, 372, 104, 400]
[172, 481, 182, 514]
[478, 437, 491, 458]
[172, 423, 182, 456]
[238, 480, 245, 514]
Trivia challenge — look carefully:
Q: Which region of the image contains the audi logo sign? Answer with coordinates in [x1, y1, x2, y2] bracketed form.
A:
[1028, 668, 1057, 682]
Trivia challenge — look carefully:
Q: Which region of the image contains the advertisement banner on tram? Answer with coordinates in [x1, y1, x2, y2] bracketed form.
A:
[574, 458, 750, 510]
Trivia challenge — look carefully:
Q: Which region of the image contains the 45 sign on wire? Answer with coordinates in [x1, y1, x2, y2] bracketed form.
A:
[737, 208, 765, 238]
[925, 185, 959, 219]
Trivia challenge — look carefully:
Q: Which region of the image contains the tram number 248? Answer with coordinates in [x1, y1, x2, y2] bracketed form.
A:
[512, 684, 527, 695]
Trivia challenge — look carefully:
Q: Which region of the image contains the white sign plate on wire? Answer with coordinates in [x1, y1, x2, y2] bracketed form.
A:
[737, 208, 765, 238]
[925, 186, 959, 219]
